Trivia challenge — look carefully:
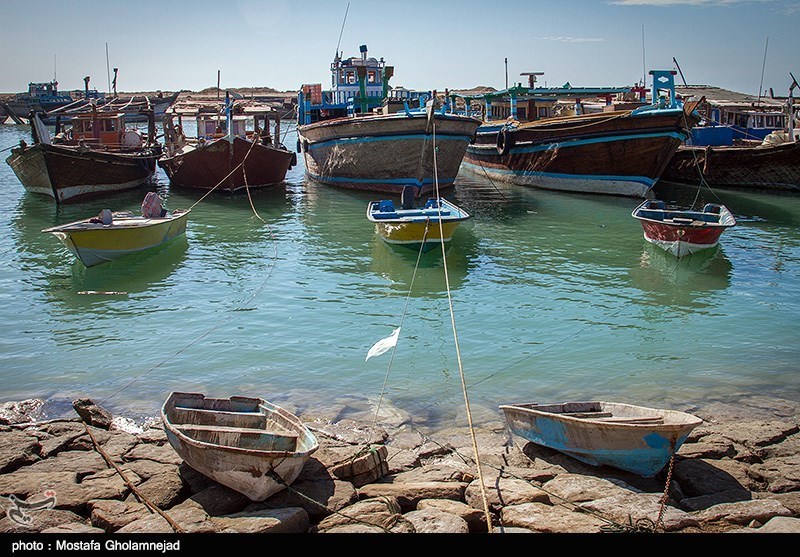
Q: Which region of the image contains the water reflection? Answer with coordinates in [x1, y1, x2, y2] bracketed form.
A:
[627, 244, 733, 311]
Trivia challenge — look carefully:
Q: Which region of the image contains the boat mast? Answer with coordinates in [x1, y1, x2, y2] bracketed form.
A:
[106, 43, 112, 96]
[334, 2, 350, 62]
[757, 37, 769, 105]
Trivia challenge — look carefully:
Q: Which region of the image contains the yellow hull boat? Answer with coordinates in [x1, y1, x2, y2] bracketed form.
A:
[367, 198, 470, 253]
[43, 209, 190, 267]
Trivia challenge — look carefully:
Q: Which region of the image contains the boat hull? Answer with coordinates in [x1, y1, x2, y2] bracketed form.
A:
[48, 211, 189, 267]
[162, 393, 318, 501]
[463, 108, 697, 197]
[6, 143, 158, 203]
[298, 112, 481, 196]
[375, 220, 462, 252]
[158, 136, 294, 192]
[661, 141, 800, 192]
[632, 200, 736, 258]
[501, 401, 702, 477]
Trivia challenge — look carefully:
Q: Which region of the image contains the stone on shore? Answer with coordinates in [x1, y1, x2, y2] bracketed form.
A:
[677, 435, 737, 460]
[464, 476, 549, 511]
[579, 492, 699, 532]
[0, 430, 41, 473]
[264, 478, 357, 521]
[26, 450, 106, 475]
[123, 442, 182, 466]
[673, 458, 758, 497]
[390, 463, 474, 484]
[0, 509, 85, 533]
[211, 506, 309, 534]
[313, 496, 412, 533]
[501, 502, 606, 533]
[417, 498, 487, 532]
[748, 455, 800, 493]
[41, 523, 105, 534]
[679, 489, 753, 511]
[116, 504, 215, 534]
[0, 399, 44, 425]
[695, 499, 793, 526]
[404, 507, 469, 533]
[732, 516, 800, 533]
[357, 481, 469, 512]
[72, 398, 113, 430]
[541, 473, 640, 503]
[174, 484, 252, 517]
[90, 500, 151, 532]
[314, 444, 389, 487]
[385, 447, 419, 474]
[130, 468, 186, 509]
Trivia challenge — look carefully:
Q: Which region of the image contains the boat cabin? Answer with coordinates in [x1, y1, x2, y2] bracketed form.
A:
[299, 44, 396, 124]
[452, 71, 632, 124]
[65, 112, 143, 150]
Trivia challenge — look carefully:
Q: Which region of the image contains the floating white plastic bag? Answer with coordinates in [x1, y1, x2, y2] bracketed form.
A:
[365, 327, 401, 361]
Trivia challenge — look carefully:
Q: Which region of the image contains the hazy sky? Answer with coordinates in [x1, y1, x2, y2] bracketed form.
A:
[1, 0, 797, 96]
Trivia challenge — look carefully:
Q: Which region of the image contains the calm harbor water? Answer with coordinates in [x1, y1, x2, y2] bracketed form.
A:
[1, 122, 799, 433]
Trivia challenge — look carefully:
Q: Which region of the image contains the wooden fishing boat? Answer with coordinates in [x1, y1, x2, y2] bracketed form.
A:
[456, 70, 700, 197]
[158, 93, 295, 192]
[631, 199, 736, 258]
[367, 194, 470, 252]
[500, 401, 702, 477]
[297, 44, 481, 198]
[162, 392, 319, 501]
[42, 195, 189, 267]
[662, 77, 800, 192]
[661, 139, 800, 193]
[6, 110, 160, 204]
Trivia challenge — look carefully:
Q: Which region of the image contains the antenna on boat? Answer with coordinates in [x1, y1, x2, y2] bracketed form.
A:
[105, 43, 111, 96]
[505, 58, 508, 90]
[641, 25, 646, 86]
[53, 54, 56, 82]
[334, 2, 350, 61]
[757, 36, 769, 105]
[672, 57, 688, 87]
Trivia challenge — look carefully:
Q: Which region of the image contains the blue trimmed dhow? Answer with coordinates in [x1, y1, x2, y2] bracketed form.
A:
[456, 70, 701, 197]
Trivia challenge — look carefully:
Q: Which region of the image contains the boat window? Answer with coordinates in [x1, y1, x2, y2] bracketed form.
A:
[539, 107, 549, 118]
[346, 71, 356, 84]
[367, 71, 376, 84]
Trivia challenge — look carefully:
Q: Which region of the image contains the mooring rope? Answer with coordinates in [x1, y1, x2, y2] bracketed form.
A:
[431, 121, 494, 533]
[369, 222, 431, 435]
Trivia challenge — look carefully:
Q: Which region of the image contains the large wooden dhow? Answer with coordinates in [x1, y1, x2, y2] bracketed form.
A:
[297, 44, 481, 197]
[662, 76, 800, 192]
[299, 108, 481, 197]
[456, 70, 700, 197]
[6, 109, 160, 204]
[158, 94, 295, 193]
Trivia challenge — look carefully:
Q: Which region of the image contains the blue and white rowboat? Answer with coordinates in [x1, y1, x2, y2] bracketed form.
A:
[500, 401, 702, 477]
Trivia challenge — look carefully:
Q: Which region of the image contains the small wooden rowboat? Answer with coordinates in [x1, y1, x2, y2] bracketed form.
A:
[500, 401, 702, 477]
[367, 197, 470, 253]
[162, 392, 319, 501]
[42, 208, 190, 267]
[631, 199, 736, 258]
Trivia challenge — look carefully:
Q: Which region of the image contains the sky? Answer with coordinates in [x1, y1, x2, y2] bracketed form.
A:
[1, 0, 798, 97]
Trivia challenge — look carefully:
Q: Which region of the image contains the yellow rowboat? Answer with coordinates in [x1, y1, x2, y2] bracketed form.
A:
[367, 197, 470, 253]
[43, 208, 190, 267]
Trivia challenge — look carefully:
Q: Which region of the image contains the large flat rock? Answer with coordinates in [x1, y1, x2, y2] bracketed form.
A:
[464, 476, 549, 511]
[579, 492, 699, 532]
[357, 481, 468, 512]
[212, 506, 309, 533]
[502, 502, 606, 533]
[0, 431, 41, 473]
[404, 507, 469, 533]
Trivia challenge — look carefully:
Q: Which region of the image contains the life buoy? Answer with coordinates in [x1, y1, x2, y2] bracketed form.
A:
[496, 127, 514, 156]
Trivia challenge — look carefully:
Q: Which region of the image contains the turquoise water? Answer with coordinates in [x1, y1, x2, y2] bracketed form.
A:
[1, 122, 799, 432]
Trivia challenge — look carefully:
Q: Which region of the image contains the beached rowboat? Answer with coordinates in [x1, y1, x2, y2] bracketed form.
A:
[631, 199, 736, 258]
[162, 392, 319, 501]
[42, 205, 189, 267]
[501, 401, 702, 477]
[367, 196, 470, 253]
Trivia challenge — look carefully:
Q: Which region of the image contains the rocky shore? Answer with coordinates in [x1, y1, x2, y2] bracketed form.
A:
[1, 396, 799, 534]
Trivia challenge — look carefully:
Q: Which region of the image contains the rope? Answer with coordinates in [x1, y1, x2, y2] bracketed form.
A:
[431, 121, 494, 534]
[81, 423, 185, 533]
[517, 110, 632, 133]
[370, 222, 431, 435]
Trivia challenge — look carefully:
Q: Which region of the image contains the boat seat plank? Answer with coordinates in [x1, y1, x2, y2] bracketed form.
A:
[594, 417, 665, 424]
[170, 406, 267, 429]
[176, 424, 298, 437]
[563, 412, 614, 418]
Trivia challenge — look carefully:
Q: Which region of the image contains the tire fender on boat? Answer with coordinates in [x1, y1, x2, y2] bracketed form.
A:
[496, 127, 515, 156]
